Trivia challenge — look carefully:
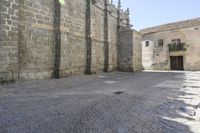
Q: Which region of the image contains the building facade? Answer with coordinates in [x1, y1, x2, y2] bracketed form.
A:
[0, 0, 142, 83]
[141, 18, 200, 71]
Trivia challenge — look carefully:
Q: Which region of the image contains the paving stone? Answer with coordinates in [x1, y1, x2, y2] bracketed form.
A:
[0, 71, 200, 133]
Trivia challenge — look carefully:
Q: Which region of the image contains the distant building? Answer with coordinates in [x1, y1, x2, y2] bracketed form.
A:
[140, 18, 200, 71]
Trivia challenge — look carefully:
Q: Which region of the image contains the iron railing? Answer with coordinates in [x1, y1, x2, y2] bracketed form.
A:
[168, 43, 186, 52]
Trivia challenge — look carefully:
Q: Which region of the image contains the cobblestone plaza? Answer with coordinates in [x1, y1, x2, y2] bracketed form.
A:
[0, 71, 200, 133]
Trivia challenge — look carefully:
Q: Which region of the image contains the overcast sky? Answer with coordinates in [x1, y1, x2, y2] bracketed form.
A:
[113, 0, 200, 30]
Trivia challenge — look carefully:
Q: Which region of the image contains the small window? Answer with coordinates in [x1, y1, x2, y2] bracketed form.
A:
[158, 39, 163, 47]
[172, 39, 180, 45]
[145, 41, 149, 47]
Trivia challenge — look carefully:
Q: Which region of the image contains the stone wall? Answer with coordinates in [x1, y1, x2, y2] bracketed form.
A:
[118, 27, 134, 72]
[118, 28, 143, 72]
[59, 0, 87, 77]
[0, 0, 20, 83]
[18, 0, 55, 80]
[133, 30, 143, 72]
[0, 0, 142, 83]
[90, 0, 105, 73]
[108, 4, 118, 71]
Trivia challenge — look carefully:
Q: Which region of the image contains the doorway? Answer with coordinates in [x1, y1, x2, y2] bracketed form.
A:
[170, 56, 184, 70]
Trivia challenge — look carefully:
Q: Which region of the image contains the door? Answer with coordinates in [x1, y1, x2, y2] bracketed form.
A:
[170, 56, 184, 70]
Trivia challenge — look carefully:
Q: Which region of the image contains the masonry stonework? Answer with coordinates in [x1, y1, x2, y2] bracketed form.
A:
[0, 0, 20, 83]
[118, 27, 143, 72]
[59, 0, 87, 77]
[132, 30, 143, 72]
[118, 28, 134, 71]
[0, 0, 143, 83]
[19, 0, 55, 81]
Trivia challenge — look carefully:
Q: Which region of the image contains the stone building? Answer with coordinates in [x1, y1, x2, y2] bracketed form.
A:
[0, 0, 142, 83]
[141, 18, 200, 71]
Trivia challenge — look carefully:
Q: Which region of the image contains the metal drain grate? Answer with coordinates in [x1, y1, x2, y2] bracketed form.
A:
[113, 91, 124, 95]
[179, 107, 196, 116]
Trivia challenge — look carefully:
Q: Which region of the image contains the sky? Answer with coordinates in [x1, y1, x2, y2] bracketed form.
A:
[113, 0, 200, 30]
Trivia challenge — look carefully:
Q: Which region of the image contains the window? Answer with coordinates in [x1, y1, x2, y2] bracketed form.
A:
[158, 39, 163, 47]
[145, 41, 149, 47]
[172, 39, 180, 45]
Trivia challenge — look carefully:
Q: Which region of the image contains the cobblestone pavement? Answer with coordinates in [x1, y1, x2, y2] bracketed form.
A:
[0, 71, 200, 133]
